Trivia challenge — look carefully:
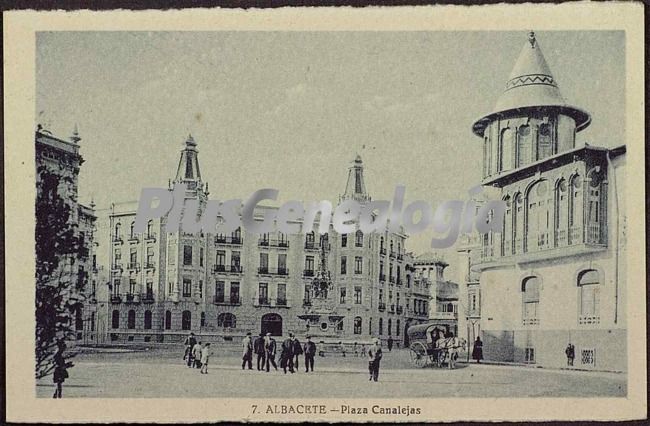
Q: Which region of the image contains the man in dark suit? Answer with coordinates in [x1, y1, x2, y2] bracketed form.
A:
[303, 336, 316, 372]
[264, 332, 278, 372]
[280, 333, 295, 374]
[292, 335, 303, 372]
[254, 332, 266, 371]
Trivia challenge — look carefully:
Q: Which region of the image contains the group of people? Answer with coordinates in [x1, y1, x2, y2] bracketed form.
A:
[242, 332, 317, 373]
[183, 332, 212, 374]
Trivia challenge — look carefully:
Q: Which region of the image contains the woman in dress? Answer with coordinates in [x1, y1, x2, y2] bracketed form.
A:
[472, 336, 484, 363]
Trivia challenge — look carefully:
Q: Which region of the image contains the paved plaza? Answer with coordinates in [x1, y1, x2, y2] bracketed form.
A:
[36, 346, 626, 398]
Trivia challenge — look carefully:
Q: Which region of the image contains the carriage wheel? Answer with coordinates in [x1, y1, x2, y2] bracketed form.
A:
[409, 342, 428, 368]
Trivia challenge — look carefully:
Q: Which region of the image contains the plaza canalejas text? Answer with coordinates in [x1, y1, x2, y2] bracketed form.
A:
[134, 183, 505, 248]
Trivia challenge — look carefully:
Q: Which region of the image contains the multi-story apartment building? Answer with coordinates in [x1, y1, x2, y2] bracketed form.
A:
[94, 141, 432, 344]
[412, 253, 459, 338]
[35, 125, 98, 343]
[471, 32, 626, 370]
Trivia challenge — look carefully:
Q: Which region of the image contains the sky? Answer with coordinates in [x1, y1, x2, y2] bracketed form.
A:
[36, 30, 625, 279]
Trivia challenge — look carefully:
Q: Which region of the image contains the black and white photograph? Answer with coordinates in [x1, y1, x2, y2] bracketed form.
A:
[4, 4, 647, 423]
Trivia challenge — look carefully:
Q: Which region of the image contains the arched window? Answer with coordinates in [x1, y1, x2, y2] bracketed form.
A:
[146, 220, 153, 237]
[127, 310, 136, 329]
[217, 313, 236, 328]
[181, 310, 191, 330]
[537, 123, 553, 159]
[501, 128, 514, 171]
[555, 179, 568, 246]
[355, 230, 363, 247]
[522, 277, 540, 325]
[396, 319, 400, 336]
[587, 170, 604, 244]
[165, 310, 172, 330]
[111, 310, 120, 329]
[526, 180, 551, 251]
[513, 193, 524, 254]
[232, 227, 241, 243]
[115, 222, 122, 239]
[354, 317, 362, 335]
[75, 307, 83, 331]
[144, 310, 152, 329]
[517, 125, 532, 167]
[200, 312, 206, 327]
[388, 318, 392, 336]
[502, 196, 512, 255]
[130, 221, 136, 238]
[380, 236, 384, 251]
[569, 175, 583, 244]
[578, 270, 601, 322]
[379, 318, 383, 335]
[447, 303, 454, 312]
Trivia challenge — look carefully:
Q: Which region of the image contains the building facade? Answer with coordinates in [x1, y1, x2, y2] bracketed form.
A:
[471, 32, 626, 371]
[35, 125, 98, 343]
[94, 141, 432, 345]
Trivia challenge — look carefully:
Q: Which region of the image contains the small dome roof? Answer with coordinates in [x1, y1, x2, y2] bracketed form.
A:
[472, 32, 591, 136]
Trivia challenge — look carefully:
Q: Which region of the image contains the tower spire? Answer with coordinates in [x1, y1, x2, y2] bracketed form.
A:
[70, 123, 81, 144]
[341, 154, 370, 203]
[172, 133, 206, 200]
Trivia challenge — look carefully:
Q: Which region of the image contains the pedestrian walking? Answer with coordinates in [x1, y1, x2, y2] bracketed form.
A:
[303, 336, 316, 372]
[254, 333, 266, 371]
[183, 332, 197, 367]
[280, 333, 295, 374]
[242, 332, 253, 370]
[387, 336, 394, 352]
[192, 341, 203, 369]
[367, 338, 383, 382]
[292, 335, 303, 372]
[360, 344, 367, 357]
[565, 343, 575, 366]
[200, 343, 211, 374]
[265, 333, 278, 372]
[353, 342, 358, 357]
[447, 332, 459, 370]
[472, 336, 484, 363]
[52, 339, 68, 398]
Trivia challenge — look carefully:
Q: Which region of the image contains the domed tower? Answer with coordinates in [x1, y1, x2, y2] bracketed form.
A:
[472, 31, 591, 182]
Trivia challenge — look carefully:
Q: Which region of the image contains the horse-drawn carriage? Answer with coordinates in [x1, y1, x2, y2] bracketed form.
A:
[407, 323, 466, 368]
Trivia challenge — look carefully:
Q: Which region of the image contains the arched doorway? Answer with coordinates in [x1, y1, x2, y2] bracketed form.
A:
[261, 313, 282, 336]
[403, 321, 411, 346]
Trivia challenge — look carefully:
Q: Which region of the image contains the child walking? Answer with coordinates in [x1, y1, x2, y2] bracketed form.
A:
[200, 343, 211, 374]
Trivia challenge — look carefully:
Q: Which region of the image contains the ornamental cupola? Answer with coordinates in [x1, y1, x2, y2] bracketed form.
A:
[341, 154, 371, 203]
[172, 134, 207, 201]
[472, 32, 592, 180]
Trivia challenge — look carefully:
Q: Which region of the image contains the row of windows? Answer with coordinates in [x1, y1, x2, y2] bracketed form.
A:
[111, 310, 235, 330]
[114, 220, 156, 240]
[114, 246, 157, 268]
[521, 269, 602, 324]
[349, 316, 403, 336]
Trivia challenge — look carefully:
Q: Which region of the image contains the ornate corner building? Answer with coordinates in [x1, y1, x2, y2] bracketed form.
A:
[92, 140, 434, 345]
[469, 33, 626, 370]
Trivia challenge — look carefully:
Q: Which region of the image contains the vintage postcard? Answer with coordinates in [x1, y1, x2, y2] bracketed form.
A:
[3, 3, 647, 423]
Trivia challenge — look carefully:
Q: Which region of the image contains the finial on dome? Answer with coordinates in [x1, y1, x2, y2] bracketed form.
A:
[185, 133, 197, 147]
[70, 123, 81, 144]
[528, 31, 536, 48]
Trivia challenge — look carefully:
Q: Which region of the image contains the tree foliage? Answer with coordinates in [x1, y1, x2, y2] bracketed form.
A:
[35, 165, 86, 379]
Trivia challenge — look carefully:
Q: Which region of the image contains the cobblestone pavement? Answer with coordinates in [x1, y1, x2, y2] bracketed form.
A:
[36, 347, 626, 398]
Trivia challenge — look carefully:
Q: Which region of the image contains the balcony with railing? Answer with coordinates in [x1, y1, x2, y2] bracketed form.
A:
[304, 241, 320, 250]
[380, 247, 386, 255]
[388, 304, 395, 314]
[396, 278, 403, 286]
[257, 267, 289, 276]
[112, 235, 123, 244]
[432, 311, 457, 320]
[378, 302, 386, 312]
[127, 262, 141, 272]
[396, 306, 403, 315]
[303, 298, 312, 307]
[389, 276, 395, 284]
[578, 315, 600, 325]
[303, 269, 315, 277]
[389, 251, 396, 258]
[397, 254, 403, 261]
[110, 294, 122, 304]
[379, 274, 386, 282]
[213, 295, 241, 306]
[123, 292, 139, 304]
[128, 234, 139, 243]
[112, 263, 123, 271]
[142, 290, 155, 303]
[258, 238, 289, 248]
[212, 265, 244, 274]
[144, 232, 157, 242]
[215, 235, 243, 246]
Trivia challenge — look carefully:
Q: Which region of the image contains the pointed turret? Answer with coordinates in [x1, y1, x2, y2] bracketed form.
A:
[341, 154, 370, 203]
[472, 31, 591, 137]
[174, 134, 202, 185]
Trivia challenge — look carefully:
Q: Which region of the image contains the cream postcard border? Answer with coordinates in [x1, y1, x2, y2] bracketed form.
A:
[4, 4, 646, 423]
